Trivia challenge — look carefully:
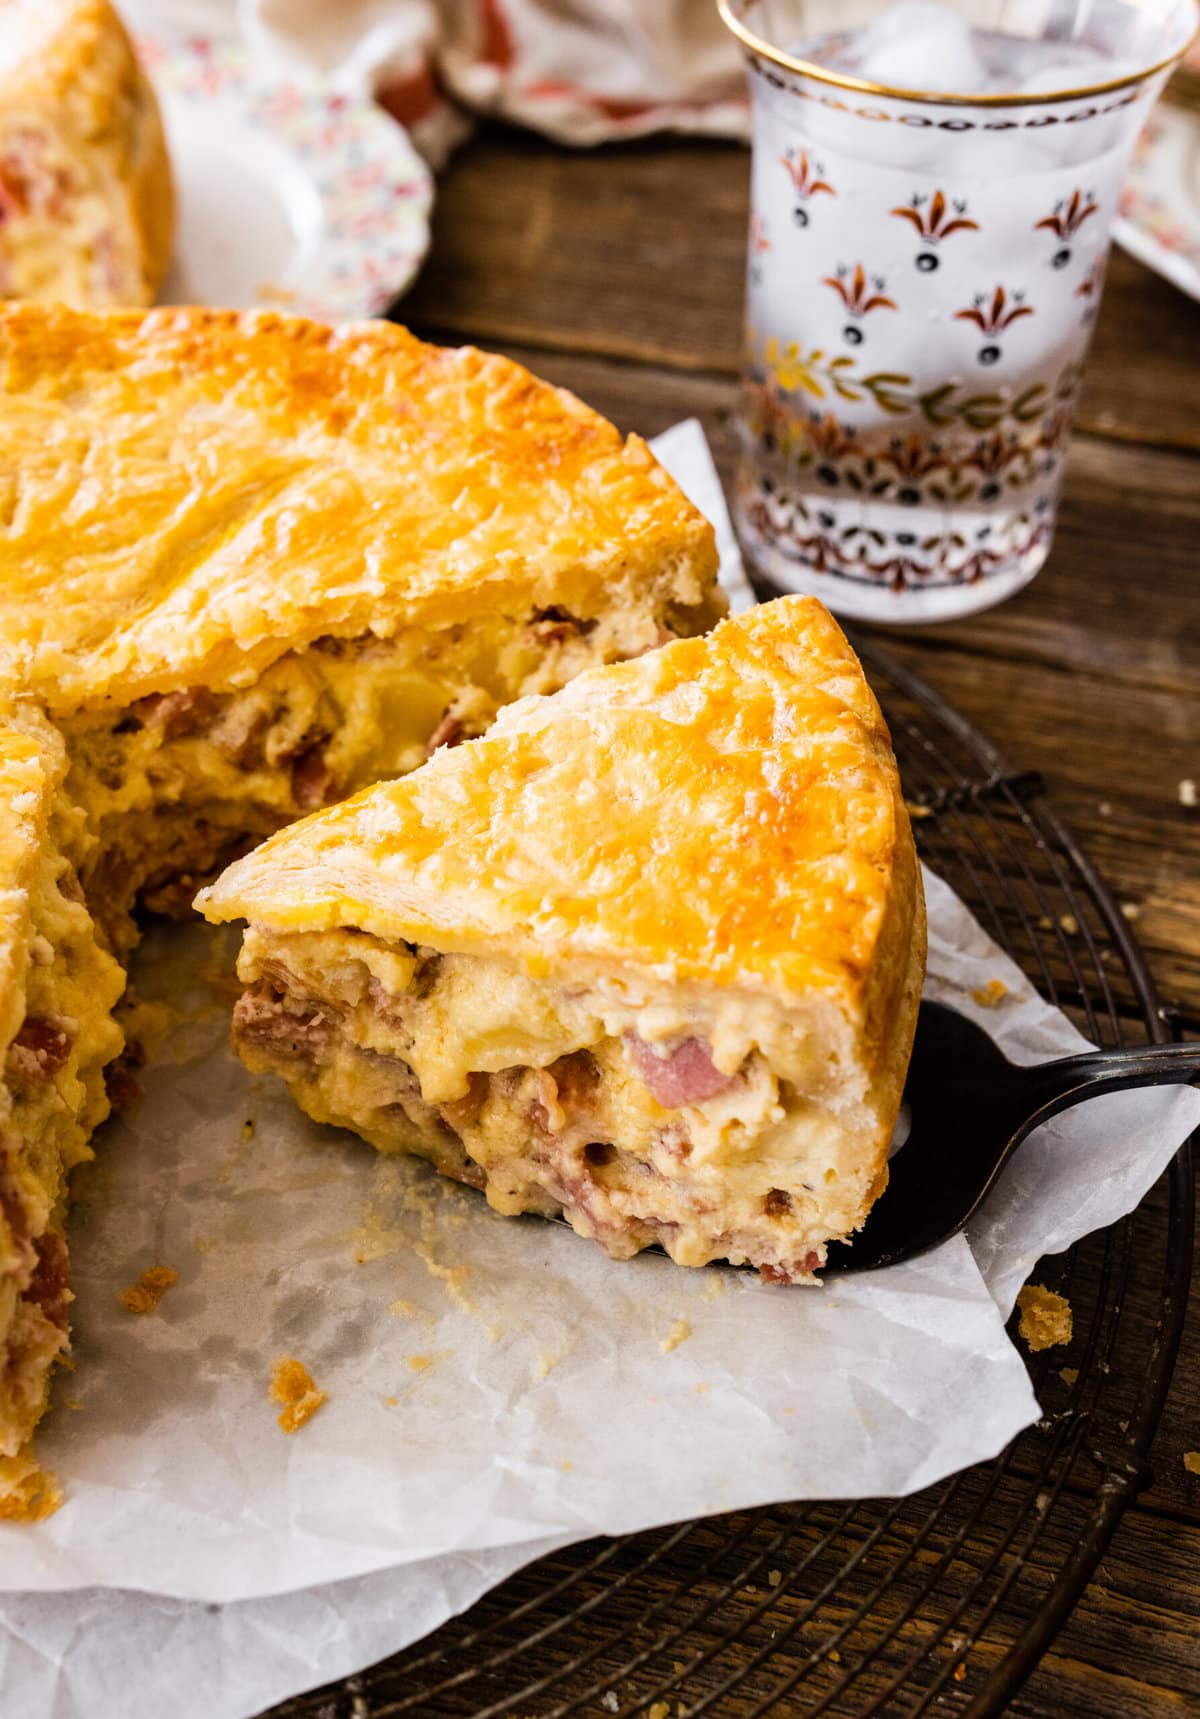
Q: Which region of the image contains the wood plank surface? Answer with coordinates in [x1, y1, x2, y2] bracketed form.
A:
[337, 124, 1200, 1719]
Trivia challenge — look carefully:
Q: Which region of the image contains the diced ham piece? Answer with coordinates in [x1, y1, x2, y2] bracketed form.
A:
[625, 1034, 738, 1109]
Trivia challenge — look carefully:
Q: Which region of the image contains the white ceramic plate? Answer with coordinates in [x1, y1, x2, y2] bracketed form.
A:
[137, 29, 433, 322]
[1115, 100, 1200, 302]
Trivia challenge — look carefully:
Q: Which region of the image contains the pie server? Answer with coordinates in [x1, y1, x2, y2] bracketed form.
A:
[820, 999, 1200, 1274]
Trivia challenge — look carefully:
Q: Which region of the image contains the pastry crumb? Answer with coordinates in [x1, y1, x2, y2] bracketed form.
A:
[600, 1694, 620, 1714]
[1058, 913, 1079, 936]
[0, 1451, 62, 1520]
[694, 1381, 710, 1394]
[1016, 1285, 1073, 1352]
[384, 1395, 398, 1407]
[561, 1460, 573, 1472]
[972, 979, 1008, 1008]
[1119, 901, 1141, 922]
[1059, 1367, 1079, 1387]
[1179, 778, 1197, 809]
[828, 1648, 841, 1663]
[1098, 800, 1112, 817]
[406, 1353, 435, 1372]
[119, 1265, 178, 1315]
[649, 1703, 671, 1719]
[953, 1661, 967, 1682]
[193, 1235, 214, 1254]
[701, 1272, 726, 1300]
[388, 1297, 432, 1322]
[1184, 1452, 1200, 1475]
[904, 799, 933, 820]
[269, 1356, 327, 1433]
[768, 1568, 782, 1587]
[660, 1319, 691, 1354]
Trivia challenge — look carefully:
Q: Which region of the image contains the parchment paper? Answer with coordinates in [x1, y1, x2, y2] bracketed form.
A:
[1, 423, 1196, 1718]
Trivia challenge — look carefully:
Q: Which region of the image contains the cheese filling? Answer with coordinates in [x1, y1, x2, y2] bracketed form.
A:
[231, 927, 893, 1282]
[0, 812, 124, 1459]
[63, 605, 682, 950]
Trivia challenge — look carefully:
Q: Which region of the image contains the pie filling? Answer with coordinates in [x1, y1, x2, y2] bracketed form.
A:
[231, 928, 892, 1282]
[62, 605, 695, 952]
[0, 821, 124, 1460]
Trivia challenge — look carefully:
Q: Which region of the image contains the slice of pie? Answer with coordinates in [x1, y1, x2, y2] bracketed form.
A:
[0, 0, 173, 307]
[0, 302, 723, 949]
[0, 700, 124, 1489]
[199, 597, 926, 1282]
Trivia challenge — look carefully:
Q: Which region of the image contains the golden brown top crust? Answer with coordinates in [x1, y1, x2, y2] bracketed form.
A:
[0, 700, 63, 1055]
[0, 305, 718, 715]
[199, 597, 920, 1012]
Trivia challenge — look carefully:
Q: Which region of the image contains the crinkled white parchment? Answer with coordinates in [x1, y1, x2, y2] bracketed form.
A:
[0, 423, 1195, 1719]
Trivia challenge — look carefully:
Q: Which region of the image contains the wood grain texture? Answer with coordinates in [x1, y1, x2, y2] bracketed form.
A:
[295, 126, 1200, 1719]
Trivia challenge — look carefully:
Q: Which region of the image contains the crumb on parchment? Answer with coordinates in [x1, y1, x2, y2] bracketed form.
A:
[1179, 778, 1197, 809]
[0, 1450, 62, 1521]
[120, 1265, 178, 1315]
[768, 1568, 782, 1587]
[1184, 1452, 1200, 1475]
[660, 1319, 691, 1355]
[1016, 1285, 1073, 1352]
[1058, 914, 1079, 936]
[972, 979, 1008, 1008]
[1120, 901, 1141, 922]
[269, 1356, 327, 1433]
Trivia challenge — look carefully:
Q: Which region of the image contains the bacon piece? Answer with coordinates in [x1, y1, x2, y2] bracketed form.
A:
[290, 738, 335, 810]
[104, 1039, 146, 1113]
[128, 688, 219, 740]
[5, 1016, 72, 1089]
[425, 710, 464, 756]
[625, 1034, 738, 1109]
[232, 984, 334, 1065]
[215, 703, 272, 769]
[760, 1252, 821, 1285]
[529, 605, 596, 646]
[440, 1072, 488, 1134]
[27, 1231, 70, 1332]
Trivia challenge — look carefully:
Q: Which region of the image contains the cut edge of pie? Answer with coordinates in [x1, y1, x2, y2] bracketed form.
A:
[0, 699, 125, 1473]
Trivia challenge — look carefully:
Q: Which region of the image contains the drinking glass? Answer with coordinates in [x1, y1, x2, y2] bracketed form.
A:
[719, 0, 1199, 621]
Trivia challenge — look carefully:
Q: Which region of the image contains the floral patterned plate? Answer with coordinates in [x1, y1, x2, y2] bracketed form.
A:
[138, 29, 433, 322]
[1114, 100, 1200, 302]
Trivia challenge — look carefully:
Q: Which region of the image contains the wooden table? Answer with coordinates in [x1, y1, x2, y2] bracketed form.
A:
[392, 126, 1198, 1717]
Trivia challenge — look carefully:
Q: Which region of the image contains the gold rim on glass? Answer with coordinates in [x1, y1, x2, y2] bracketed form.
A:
[717, 0, 1200, 108]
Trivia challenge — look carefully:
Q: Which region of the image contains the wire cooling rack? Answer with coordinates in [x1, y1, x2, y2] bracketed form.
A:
[270, 634, 1195, 1719]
